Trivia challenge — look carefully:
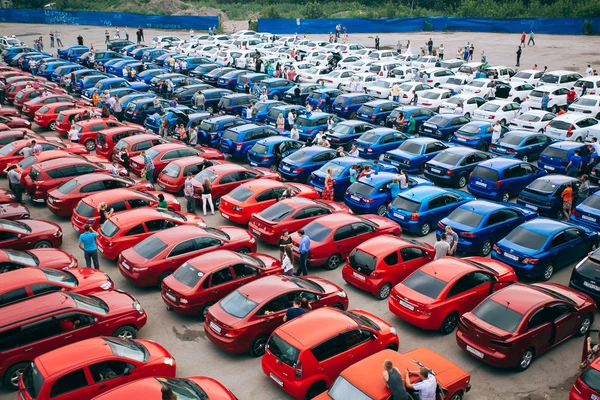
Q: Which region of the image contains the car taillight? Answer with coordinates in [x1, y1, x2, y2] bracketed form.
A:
[446, 170, 454, 176]
[567, 125, 573, 137]
[493, 244, 500, 253]
[236, 143, 243, 150]
[295, 361, 303, 379]
[523, 258, 539, 264]
[507, 148, 517, 154]
[133, 110, 139, 116]
[224, 327, 247, 338]
[293, 168, 305, 173]
[572, 209, 581, 217]
[367, 147, 372, 152]
[306, 129, 313, 135]
[344, 106, 348, 111]
[262, 156, 270, 161]
[461, 232, 476, 237]
[490, 339, 511, 347]
[371, 114, 377, 120]
[363, 198, 374, 203]
[475, 90, 481, 93]
[493, 180, 502, 188]
[410, 213, 419, 221]
[370, 270, 380, 278]
[437, 221, 445, 229]
[488, 115, 495, 119]
[54, 230, 62, 237]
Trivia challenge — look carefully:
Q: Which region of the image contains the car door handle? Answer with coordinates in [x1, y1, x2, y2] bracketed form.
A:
[337, 245, 342, 248]
[99, 385, 106, 390]
[64, 335, 72, 339]
[24, 348, 33, 352]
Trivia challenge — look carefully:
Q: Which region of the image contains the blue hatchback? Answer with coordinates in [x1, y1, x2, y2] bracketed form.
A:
[50, 63, 85, 82]
[217, 69, 249, 90]
[331, 93, 375, 119]
[219, 124, 281, 159]
[424, 147, 494, 188]
[572, 192, 600, 231]
[261, 78, 296, 101]
[437, 200, 538, 256]
[489, 130, 555, 162]
[235, 72, 270, 93]
[144, 106, 193, 133]
[306, 89, 344, 111]
[130, 47, 153, 60]
[420, 114, 471, 141]
[325, 120, 376, 150]
[278, 146, 338, 183]
[247, 136, 304, 169]
[105, 59, 139, 76]
[450, 121, 509, 152]
[136, 68, 169, 84]
[172, 84, 213, 107]
[357, 100, 400, 126]
[266, 105, 307, 129]
[243, 100, 285, 124]
[83, 78, 149, 101]
[58, 45, 88, 60]
[217, 93, 256, 116]
[344, 172, 433, 216]
[381, 137, 450, 173]
[295, 112, 341, 142]
[538, 141, 592, 175]
[197, 115, 248, 146]
[142, 49, 171, 62]
[492, 218, 599, 280]
[468, 158, 547, 202]
[201, 88, 233, 113]
[386, 186, 475, 236]
[120, 93, 156, 109]
[38, 61, 70, 79]
[75, 74, 111, 94]
[354, 128, 410, 159]
[188, 64, 223, 80]
[385, 105, 437, 132]
[123, 97, 170, 124]
[203, 67, 236, 85]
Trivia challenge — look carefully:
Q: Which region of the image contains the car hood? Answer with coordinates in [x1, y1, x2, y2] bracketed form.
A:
[31, 248, 76, 269]
[21, 219, 60, 234]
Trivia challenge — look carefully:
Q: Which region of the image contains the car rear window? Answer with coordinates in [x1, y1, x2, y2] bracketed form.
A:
[75, 201, 96, 218]
[391, 196, 421, 213]
[220, 289, 258, 318]
[541, 146, 568, 160]
[498, 134, 524, 146]
[303, 221, 332, 242]
[259, 202, 294, 222]
[480, 103, 500, 112]
[219, 97, 233, 107]
[432, 151, 462, 165]
[472, 166, 499, 181]
[548, 120, 572, 131]
[287, 150, 312, 163]
[358, 132, 379, 143]
[473, 298, 524, 333]
[318, 161, 346, 178]
[228, 186, 254, 202]
[398, 141, 422, 154]
[327, 376, 372, 400]
[57, 179, 81, 195]
[199, 121, 219, 133]
[428, 116, 450, 126]
[349, 249, 376, 273]
[42, 269, 77, 287]
[581, 366, 600, 392]
[296, 116, 318, 127]
[540, 74, 559, 84]
[221, 129, 238, 141]
[100, 220, 119, 237]
[457, 124, 481, 136]
[402, 270, 447, 299]
[250, 143, 269, 155]
[38, 106, 50, 114]
[504, 226, 547, 250]
[162, 163, 182, 178]
[359, 105, 375, 115]
[22, 363, 44, 399]
[447, 208, 484, 228]
[173, 262, 204, 288]
[133, 235, 169, 259]
[348, 182, 375, 197]
[583, 195, 600, 209]
[268, 333, 300, 367]
[104, 337, 149, 362]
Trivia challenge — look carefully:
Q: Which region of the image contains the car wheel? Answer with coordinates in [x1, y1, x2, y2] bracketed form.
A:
[377, 283, 392, 300]
[112, 325, 138, 340]
[350, 111, 357, 119]
[33, 240, 52, 249]
[84, 139, 96, 151]
[157, 271, 172, 289]
[49, 121, 56, 131]
[478, 143, 488, 151]
[480, 239, 493, 257]
[237, 247, 251, 254]
[551, 105, 558, 114]
[501, 191, 510, 202]
[542, 263, 555, 281]
[379, 120, 386, 126]
[249, 335, 268, 357]
[3, 362, 29, 390]
[207, 106, 213, 113]
[591, 242, 599, 253]
[419, 222, 431, 236]
[198, 301, 215, 321]
[500, 119, 507, 126]
[578, 314, 593, 336]
[517, 348, 535, 371]
[376, 204, 387, 216]
[465, 112, 470, 119]
[213, 195, 222, 207]
[325, 253, 342, 270]
[269, 164, 278, 171]
[385, 343, 399, 351]
[272, 94, 279, 101]
[522, 154, 529, 162]
[457, 175, 467, 188]
[449, 392, 464, 400]
[332, 302, 345, 310]
[305, 381, 327, 400]
[305, 175, 312, 185]
[514, 97, 521, 104]
[576, 136, 583, 142]
[440, 312, 459, 335]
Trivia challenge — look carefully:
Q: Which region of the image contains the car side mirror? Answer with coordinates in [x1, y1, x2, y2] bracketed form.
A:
[17, 234, 22, 240]
[94, 318, 99, 324]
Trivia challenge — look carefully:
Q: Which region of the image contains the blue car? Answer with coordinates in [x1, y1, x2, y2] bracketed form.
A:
[492, 218, 599, 280]
[66, 46, 90, 62]
[331, 93, 375, 119]
[20, 54, 52, 72]
[189, 64, 223, 80]
[142, 49, 171, 62]
[296, 112, 342, 142]
[424, 147, 494, 188]
[217, 70, 249, 90]
[57, 45, 88, 60]
[381, 137, 450, 174]
[282, 83, 320, 104]
[489, 130, 555, 162]
[306, 89, 343, 111]
[385, 106, 437, 131]
[3, 46, 37, 64]
[120, 93, 157, 109]
[244, 100, 285, 123]
[144, 106, 193, 133]
[219, 124, 280, 159]
[136, 68, 169, 84]
[572, 192, 600, 232]
[468, 157, 547, 202]
[235, 72, 270, 93]
[199, 88, 233, 113]
[172, 84, 213, 106]
[357, 100, 400, 126]
[386, 186, 475, 236]
[437, 200, 538, 256]
[247, 137, 304, 169]
[450, 121, 509, 151]
[538, 141, 592, 175]
[83, 78, 149, 101]
[131, 47, 153, 60]
[266, 105, 306, 129]
[197, 115, 248, 146]
[75, 74, 110, 94]
[37, 61, 70, 79]
[344, 172, 433, 216]
[123, 97, 170, 124]
[420, 114, 471, 141]
[217, 93, 255, 116]
[261, 78, 296, 101]
[105, 59, 140, 76]
[76, 51, 130, 65]
[180, 57, 213, 74]
[203, 67, 235, 85]
[50, 63, 85, 83]
[278, 146, 338, 183]
[325, 120, 376, 150]
[354, 128, 410, 159]
[120, 44, 138, 57]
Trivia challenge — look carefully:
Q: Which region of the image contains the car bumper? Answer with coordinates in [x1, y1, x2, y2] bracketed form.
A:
[97, 243, 122, 261]
[571, 215, 600, 232]
[247, 224, 279, 245]
[344, 195, 381, 214]
[118, 259, 160, 287]
[291, 249, 327, 267]
[261, 362, 307, 400]
[219, 209, 248, 225]
[47, 200, 72, 217]
[388, 295, 440, 330]
[162, 291, 202, 316]
[247, 159, 272, 168]
[380, 160, 419, 173]
[491, 250, 542, 278]
[157, 180, 181, 193]
[342, 267, 379, 296]
[456, 329, 514, 368]
[515, 198, 554, 217]
[386, 211, 421, 233]
[538, 163, 567, 174]
[569, 279, 600, 305]
[204, 319, 250, 354]
[467, 184, 501, 200]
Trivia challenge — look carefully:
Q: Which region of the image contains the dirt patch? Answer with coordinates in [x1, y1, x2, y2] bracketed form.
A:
[171, 325, 205, 342]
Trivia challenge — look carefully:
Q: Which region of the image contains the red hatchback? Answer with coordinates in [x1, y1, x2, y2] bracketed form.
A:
[0, 129, 56, 149]
[389, 256, 517, 334]
[18, 337, 176, 400]
[32, 101, 77, 130]
[47, 173, 153, 217]
[0, 203, 30, 220]
[0, 219, 62, 250]
[0, 248, 77, 273]
[0, 139, 88, 175]
[0, 188, 17, 204]
[128, 144, 218, 179]
[118, 225, 256, 288]
[157, 157, 228, 194]
[97, 208, 206, 261]
[112, 134, 183, 164]
[54, 108, 93, 135]
[571, 356, 600, 400]
[219, 180, 320, 225]
[21, 93, 76, 118]
[290, 214, 402, 270]
[342, 235, 435, 300]
[456, 282, 596, 371]
[162, 250, 282, 319]
[0, 114, 31, 129]
[249, 198, 351, 245]
[95, 125, 147, 158]
[204, 275, 348, 357]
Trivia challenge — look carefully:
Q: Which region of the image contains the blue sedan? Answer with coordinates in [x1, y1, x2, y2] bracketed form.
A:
[295, 112, 342, 142]
[247, 136, 303, 169]
[344, 172, 433, 216]
[489, 130, 555, 162]
[386, 186, 475, 236]
[354, 128, 411, 159]
[381, 137, 450, 174]
[325, 120, 376, 150]
[450, 121, 509, 151]
[278, 146, 338, 184]
[357, 100, 399, 126]
[437, 200, 538, 256]
[424, 147, 494, 188]
[492, 218, 599, 280]
[572, 192, 600, 231]
[420, 114, 471, 141]
[243, 100, 285, 123]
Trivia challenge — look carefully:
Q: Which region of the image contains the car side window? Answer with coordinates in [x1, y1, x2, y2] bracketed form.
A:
[334, 225, 354, 241]
[257, 294, 291, 315]
[311, 335, 345, 362]
[256, 189, 275, 202]
[232, 263, 258, 279]
[551, 232, 566, 247]
[75, 164, 97, 175]
[50, 368, 88, 398]
[169, 239, 196, 257]
[0, 288, 28, 307]
[383, 251, 398, 265]
[219, 173, 237, 184]
[564, 228, 584, 242]
[145, 219, 177, 232]
[527, 308, 552, 331]
[340, 329, 373, 350]
[447, 274, 475, 298]
[162, 151, 180, 161]
[503, 165, 523, 179]
[89, 360, 134, 383]
[400, 247, 428, 261]
[210, 267, 234, 286]
[304, 206, 331, 218]
[547, 303, 574, 321]
[124, 224, 145, 236]
[471, 271, 494, 286]
[128, 199, 151, 208]
[427, 196, 446, 210]
[111, 201, 128, 212]
[352, 222, 374, 235]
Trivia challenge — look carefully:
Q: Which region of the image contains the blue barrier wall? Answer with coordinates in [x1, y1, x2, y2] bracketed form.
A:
[259, 17, 600, 35]
[0, 9, 218, 30]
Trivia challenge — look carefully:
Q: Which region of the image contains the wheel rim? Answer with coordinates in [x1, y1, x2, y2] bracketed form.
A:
[379, 284, 391, 299]
[482, 241, 492, 256]
[269, 164, 277, 171]
[458, 177, 466, 188]
[85, 140, 96, 151]
[377, 205, 387, 216]
[592, 243, 598, 252]
[580, 316, 592, 334]
[450, 394, 462, 400]
[253, 337, 267, 355]
[238, 247, 250, 254]
[465, 113, 470, 118]
[379, 120, 385, 126]
[49, 121, 56, 130]
[544, 264, 554, 280]
[502, 193, 510, 202]
[522, 155, 528, 162]
[202, 303, 214, 318]
[444, 314, 458, 333]
[420, 223, 430, 236]
[118, 330, 134, 339]
[36, 242, 51, 248]
[328, 255, 340, 269]
[520, 350, 533, 369]
[10, 368, 25, 388]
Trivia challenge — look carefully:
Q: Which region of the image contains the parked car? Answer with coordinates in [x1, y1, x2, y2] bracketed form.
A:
[489, 130, 555, 161]
[354, 127, 410, 159]
[219, 124, 281, 159]
[0, 248, 76, 273]
[278, 146, 338, 183]
[381, 137, 450, 173]
[537, 141, 592, 175]
[420, 114, 471, 141]
[356, 100, 400, 126]
[424, 147, 494, 188]
[450, 121, 508, 152]
[508, 110, 556, 132]
[247, 136, 303, 169]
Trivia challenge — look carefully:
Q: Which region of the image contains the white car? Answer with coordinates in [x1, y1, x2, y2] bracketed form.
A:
[390, 66, 419, 82]
[206, 35, 231, 45]
[438, 76, 470, 94]
[255, 42, 279, 52]
[511, 69, 545, 86]
[574, 77, 600, 96]
[337, 55, 362, 69]
[321, 70, 356, 89]
[340, 43, 367, 55]
[494, 81, 535, 104]
[297, 66, 331, 83]
[232, 30, 257, 39]
[350, 59, 379, 73]
[295, 40, 319, 53]
[455, 62, 484, 79]
[416, 89, 453, 111]
[539, 70, 582, 89]
[395, 54, 419, 66]
[152, 35, 184, 49]
[509, 110, 556, 132]
[368, 50, 398, 61]
[483, 66, 516, 80]
[422, 67, 455, 87]
[438, 94, 486, 117]
[303, 50, 328, 63]
[528, 85, 569, 113]
[439, 59, 465, 72]
[369, 61, 401, 77]
[339, 73, 378, 92]
[398, 82, 433, 104]
[462, 78, 494, 97]
[472, 100, 520, 124]
[411, 56, 438, 69]
[568, 95, 600, 118]
[232, 38, 263, 49]
[0, 36, 22, 51]
[353, 48, 377, 60]
[197, 45, 221, 61]
[179, 42, 201, 55]
[545, 114, 600, 142]
[366, 78, 406, 99]
[192, 34, 211, 43]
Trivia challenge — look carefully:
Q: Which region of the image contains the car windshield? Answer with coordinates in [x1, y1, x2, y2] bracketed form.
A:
[327, 376, 372, 400]
[330, 124, 353, 135]
[22, 363, 44, 399]
[473, 298, 524, 333]
[303, 221, 332, 242]
[514, 71, 532, 79]
[103, 337, 149, 362]
[133, 235, 169, 259]
[6, 249, 38, 266]
[173, 262, 204, 288]
[195, 169, 218, 183]
[457, 124, 482, 136]
[472, 166, 499, 181]
[228, 186, 254, 202]
[18, 156, 40, 169]
[447, 208, 484, 228]
[220, 289, 258, 318]
[318, 161, 346, 177]
[574, 98, 598, 107]
[69, 292, 109, 315]
[100, 220, 120, 238]
[397, 141, 423, 154]
[259, 202, 294, 222]
[296, 116, 318, 127]
[480, 103, 501, 112]
[498, 134, 524, 146]
[199, 121, 219, 133]
[504, 226, 547, 250]
[348, 181, 375, 196]
[541, 146, 568, 160]
[349, 249, 376, 273]
[41, 268, 77, 287]
[527, 179, 561, 194]
[432, 151, 462, 165]
[359, 105, 375, 115]
[0, 220, 30, 233]
[402, 270, 447, 299]
[517, 114, 541, 122]
[583, 195, 600, 209]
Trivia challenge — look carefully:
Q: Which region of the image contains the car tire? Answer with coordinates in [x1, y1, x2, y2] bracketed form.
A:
[269, 164, 277, 171]
[49, 121, 56, 131]
[542, 263, 555, 281]
[449, 392, 464, 400]
[514, 98, 521, 104]
[198, 302, 215, 321]
[516, 348, 535, 371]
[157, 271, 172, 289]
[305, 381, 327, 400]
[350, 111, 357, 119]
[84, 139, 96, 151]
[590, 242, 598, 253]
[376, 204, 387, 216]
[385, 343, 399, 351]
[501, 191, 510, 203]
[237, 247, 251, 254]
[465, 113, 471, 119]
[3, 362, 29, 390]
[249, 335, 268, 357]
[576, 136, 583, 142]
[500, 119, 507, 126]
[522, 154, 529, 162]
[272, 94, 279, 101]
[112, 325, 138, 340]
[213, 195, 222, 207]
[377, 283, 392, 300]
[440, 312, 459, 335]
[478, 143, 488, 151]
[379, 120, 386, 126]
[325, 253, 342, 270]
[480, 239, 493, 257]
[33, 240, 52, 249]
[305, 175, 312, 185]
[556, 209, 564, 221]
[457, 175, 467, 188]
[419, 222, 431, 236]
[332, 302, 345, 310]
[551, 105, 558, 114]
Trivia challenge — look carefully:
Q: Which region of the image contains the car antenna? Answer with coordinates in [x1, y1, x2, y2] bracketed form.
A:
[505, 300, 510, 310]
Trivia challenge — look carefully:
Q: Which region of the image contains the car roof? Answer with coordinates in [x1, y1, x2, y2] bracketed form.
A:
[36, 337, 115, 377]
[420, 257, 487, 282]
[187, 250, 245, 272]
[365, 100, 395, 106]
[519, 217, 570, 236]
[359, 235, 424, 257]
[309, 213, 361, 228]
[486, 99, 514, 106]
[405, 137, 440, 145]
[0, 292, 76, 329]
[237, 180, 283, 192]
[65, 172, 123, 185]
[477, 157, 522, 170]
[110, 207, 176, 226]
[238, 275, 309, 303]
[489, 283, 557, 314]
[554, 113, 589, 123]
[338, 120, 369, 127]
[364, 127, 398, 136]
[144, 143, 186, 153]
[503, 130, 537, 138]
[400, 186, 450, 202]
[121, 134, 157, 143]
[548, 140, 584, 150]
[33, 157, 91, 170]
[82, 188, 151, 207]
[443, 146, 477, 155]
[0, 267, 55, 288]
[533, 84, 562, 92]
[257, 136, 294, 145]
[358, 171, 398, 185]
[535, 174, 574, 184]
[277, 308, 358, 348]
[458, 200, 508, 214]
[462, 121, 490, 129]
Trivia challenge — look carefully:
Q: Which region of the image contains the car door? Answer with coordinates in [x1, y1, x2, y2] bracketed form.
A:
[49, 367, 92, 400]
[398, 247, 430, 283]
[524, 306, 554, 353]
[204, 266, 236, 304]
[337, 328, 379, 369]
[426, 195, 448, 225]
[549, 231, 570, 268]
[232, 262, 261, 288]
[351, 222, 377, 248]
[87, 359, 137, 397]
[546, 302, 579, 345]
[445, 272, 494, 316]
[332, 224, 357, 257]
[564, 228, 590, 264]
[253, 293, 293, 331]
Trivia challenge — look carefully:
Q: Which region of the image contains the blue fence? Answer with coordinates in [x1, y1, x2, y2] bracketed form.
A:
[259, 17, 600, 35]
[0, 8, 218, 30]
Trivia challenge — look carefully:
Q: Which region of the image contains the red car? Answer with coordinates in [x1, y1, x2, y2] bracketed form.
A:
[0, 219, 62, 249]
[290, 214, 402, 270]
[0, 129, 59, 149]
[18, 337, 175, 400]
[47, 173, 153, 217]
[71, 188, 181, 232]
[192, 163, 280, 207]
[0, 188, 17, 204]
[32, 101, 77, 129]
[248, 197, 351, 245]
[219, 180, 319, 225]
[97, 208, 206, 261]
[0, 106, 20, 117]
[456, 282, 596, 371]
[0, 290, 147, 390]
[91, 376, 237, 400]
[162, 250, 282, 318]
[389, 256, 517, 334]
[0, 203, 30, 220]
[118, 225, 256, 288]
[96, 125, 147, 158]
[262, 307, 399, 400]
[571, 356, 600, 400]
[0, 139, 88, 175]
[157, 157, 228, 194]
[11, 84, 63, 106]
[342, 235, 435, 300]
[112, 134, 182, 164]
[54, 108, 93, 135]
[0, 114, 30, 129]
[204, 275, 348, 356]
[0, 248, 77, 273]
[21, 93, 77, 118]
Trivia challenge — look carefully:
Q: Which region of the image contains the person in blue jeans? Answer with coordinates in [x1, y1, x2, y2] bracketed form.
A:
[78, 224, 100, 270]
[294, 228, 310, 276]
[566, 150, 583, 177]
[142, 150, 155, 186]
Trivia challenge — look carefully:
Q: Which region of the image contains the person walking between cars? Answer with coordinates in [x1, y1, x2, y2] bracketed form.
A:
[541, 92, 550, 111]
[445, 225, 459, 256]
[375, 36, 380, 50]
[491, 120, 503, 144]
[516, 46, 522, 67]
[79, 224, 100, 270]
[278, 229, 292, 261]
[142, 150, 155, 186]
[566, 150, 583, 177]
[184, 173, 196, 214]
[200, 177, 214, 216]
[434, 233, 451, 260]
[578, 175, 590, 206]
[282, 246, 294, 276]
[405, 367, 437, 400]
[321, 168, 335, 201]
[528, 30, 535, 46]
[7, 166, 22, 204]
[295, 229, 310, 276]
[562, 181, 573, 220]
[383, 360, 410, 400]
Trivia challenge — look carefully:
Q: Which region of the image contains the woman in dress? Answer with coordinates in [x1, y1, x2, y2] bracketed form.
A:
[321, 168, 335, 201]
[276, 113, 285, 132]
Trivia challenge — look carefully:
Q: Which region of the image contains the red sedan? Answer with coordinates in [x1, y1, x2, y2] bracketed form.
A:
[456, 282, 596, 371]
[0, 188, 17, 203]
[0, 106, 19, 117]
[219, 180, 319, 225]
[204, 274, 348, 356]
[161, 250, 282, 318]
[32, 101, 77, 129]
[389, 256, 517, 334]
[0, 114, 30, 129]
[0, 129, 59, 149]
[47, 173, 154, 217]
[21, 93, 76, 118]
[16, 150, 108, 182]
[0, 219, 62, 249]
[0, 248, 77, 273]
[0, 203, 30, 220]
[248, 197, 351, 245]
[0, 139, 88, 175]
[95, 125, 148, 158]
[290, 214, 402, 270]
[10, 84, 63, 106]
[342, 235, 435, 300]
[157, 157, 228, 194]
[118, 225, 257, 288]
[128, 143, 220, 179]
[96, 208, 206, 261]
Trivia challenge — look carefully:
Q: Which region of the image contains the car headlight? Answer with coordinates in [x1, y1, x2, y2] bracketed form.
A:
[337, 291, 346, 298]
[63, 259, 76, 270]
[173, 200, 180, 205]
[249, 237, 256, 243]
[132, 300, 144, 314]
[163, 357, 175, 366]
[390, 327, 397, 335]
[7, 194, 15, 199]
[100, 281, 112, 290]
[197, 222, 207, 228]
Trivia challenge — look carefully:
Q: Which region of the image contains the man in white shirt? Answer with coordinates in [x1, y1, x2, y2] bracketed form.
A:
[349, 78, 357, 92]
[290, 125, 299, 140]
[491, 120, 503, 143]
[519, 97, 530, 115]
[586, 65, 594, 77]
[287, 111, 295, 128]
[405, 367, 437, 400]
[454, 101, 463, 115]
[356, 78, 363, 93]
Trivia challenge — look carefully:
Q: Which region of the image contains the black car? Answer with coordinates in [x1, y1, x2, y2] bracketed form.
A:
[108, 40, 135, 52]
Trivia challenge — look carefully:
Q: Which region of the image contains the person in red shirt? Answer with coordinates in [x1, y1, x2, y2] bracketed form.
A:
[562, 181, 573, 220]
[520, 32, 526, 46]
[567, 87, 577, 107]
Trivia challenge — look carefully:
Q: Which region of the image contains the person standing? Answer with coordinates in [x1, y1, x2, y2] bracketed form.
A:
[78, 224, 100, 270]
[55, 31, 63, 47]
[97, 202, 114, 225]
[516, 46, 522, 67]
[382, 360, 410, 400]
[290, 124, 299, 140]
[201, 177, 214, 216]
[120, 147, 130, 174]
[136, 29, 141, 45]
[32, 141, 42, 153]
[408, 114, 416, 136]
[184, 173, 196, 214]
[562, 181, 573, 220]
[541, 92, 550, 111]
[7, 166, 22, 204]
[520, 32, 526, 46]
[321, 168, 334, 201]
[399, 170, 409, 190]
[405, 367, 437, 400]
[528, 30, 535, 46]
[586, 65, 594, 77]
[438, 44, 445, 60]
[427, 38, 433, 54]
[434, 233, 451, 260]
[375, 35, 380, 50]
[578, 175, 590, 206]
[22, 142, 33, 158]
[189, 126, 198, 147]
[491, 120, 503, 143]
[567, 87, 577, 107]
[282, 246, 294, 276]
[110, 161, 120, 176]
[105, 30, 110, 45]
[389, 177, 400, 199]
[49, 31, 54, 48]
[142, 150, 155, 186]
[445, 225, 459, 256]
[278, 229, 292, 261]
[391, 82, 400, 102]
[295, 229, 310, 276]
[566, 150, 582, 177]
[113, 97, 122, 121]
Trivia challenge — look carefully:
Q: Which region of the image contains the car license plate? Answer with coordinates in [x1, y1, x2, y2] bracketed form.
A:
[496, 147, 506, 152]
[270, 373, 284, 387]
[350, 195, 360, 201]
[158, 183, 166, 189]
[390, 160, 399, 166]
[592, 395, 600, 400]
[222, 213, 230, 219]
[393, 212, 405, 220]
[475, 181, 487, 187]
[360, 114, 368, 118]
[525, 203, 538, 210]
[353, 272, 366, 281]
[430, 168, 441, 174]
[122, 261, 130, 270]
[282, 166, 290, 171]
[466, 345, 484, 359]
[583, 215, 597, 222]
[165, 292, 176, 302]
[584, 281, 600, 292]
[504, 252, 518, 261]
[251, 228, 261, 236]
[209, 321, 221, 333]
[399, 300, 414, 311]
[545, 165, 555, 171]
